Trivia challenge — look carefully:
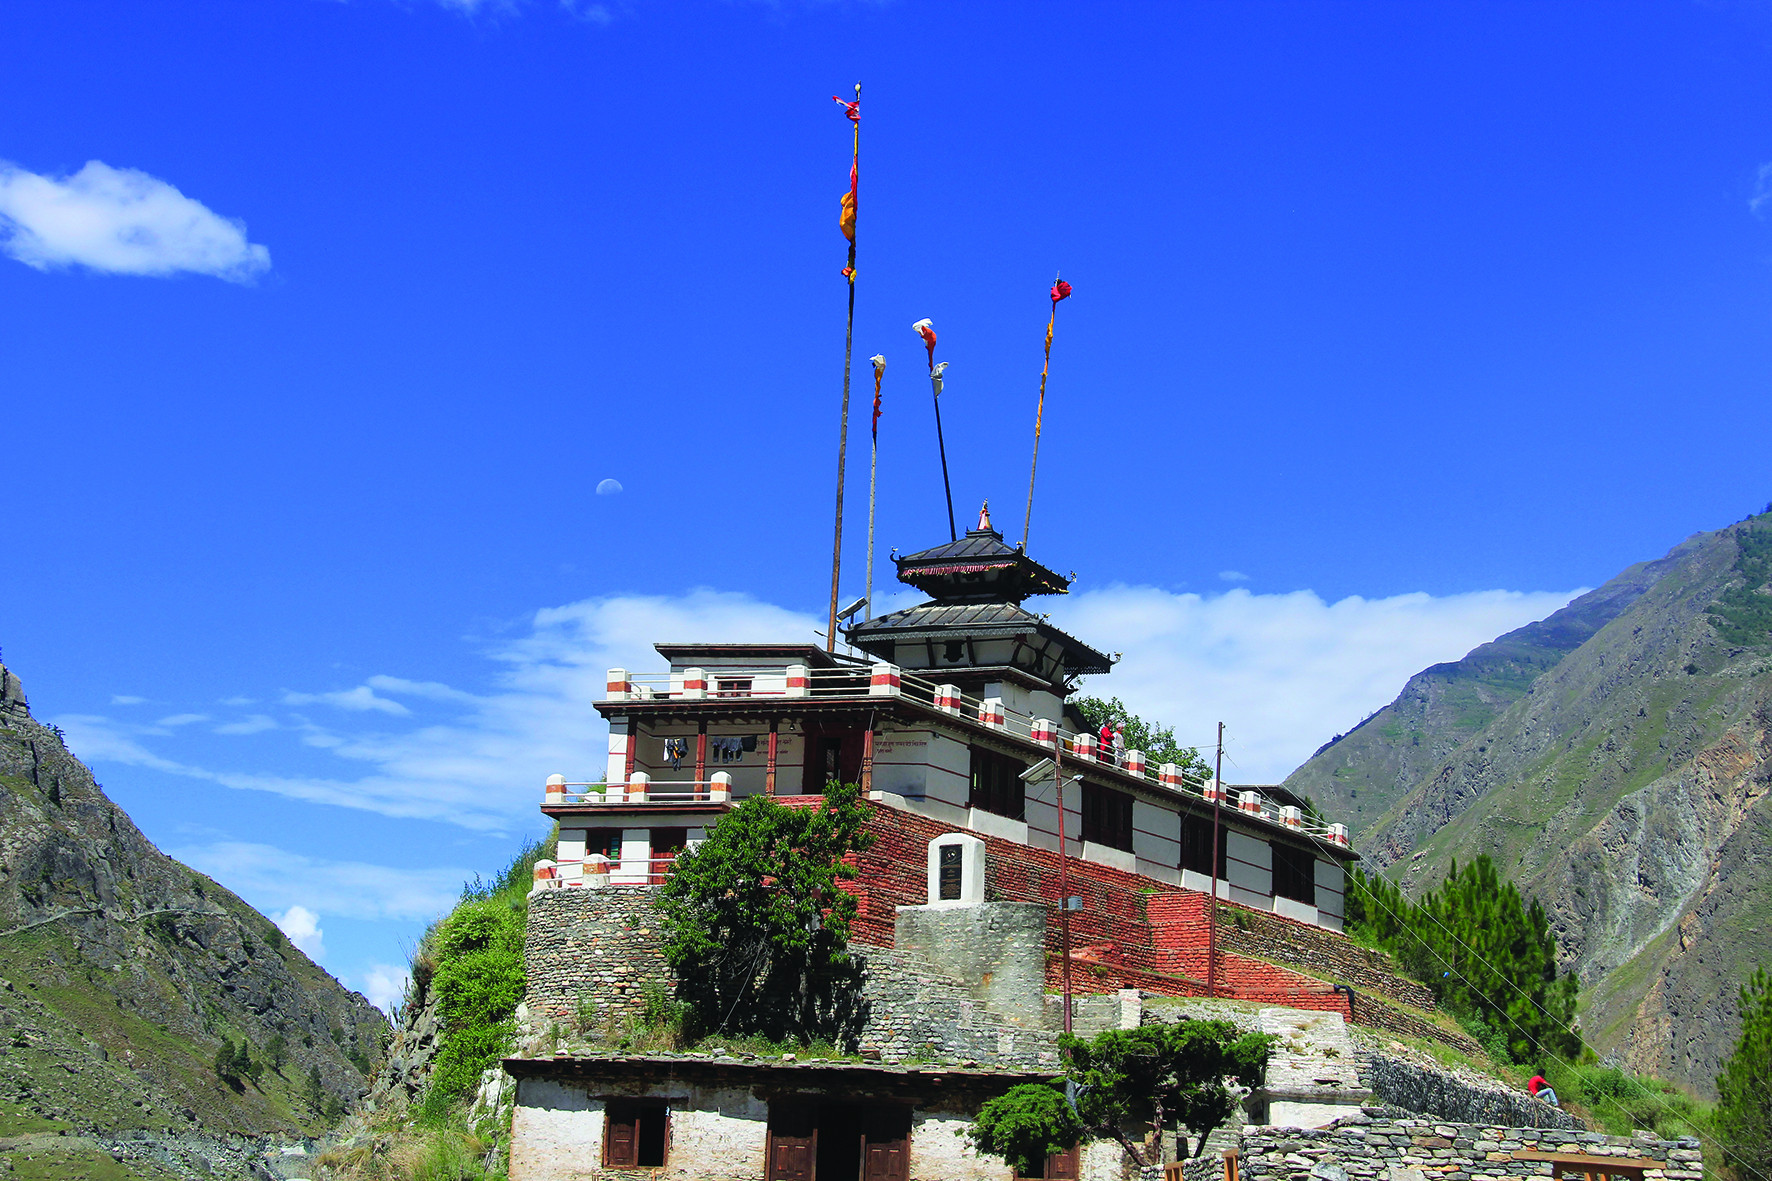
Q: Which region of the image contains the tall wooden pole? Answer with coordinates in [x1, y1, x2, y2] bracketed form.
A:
[1023, 273, 1062, 549]
[932, 363, 957, 541]
[866, 358, 884, 621]
[1207, 720, 1224, 997]
[1054, 741, 1073, 1035]
[826, 83, 861, 653]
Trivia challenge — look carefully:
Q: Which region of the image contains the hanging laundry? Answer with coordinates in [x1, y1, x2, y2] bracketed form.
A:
[663, 737, 688, 769]
[741, 734, 757, 753]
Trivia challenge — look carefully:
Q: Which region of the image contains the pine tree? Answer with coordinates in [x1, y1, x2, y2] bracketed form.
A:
[305, 1065, 324, 1111]
[266, 1033, 287, 1071]
[1716, 967, 1772, 1178]
[214, 1037, 237, 1082]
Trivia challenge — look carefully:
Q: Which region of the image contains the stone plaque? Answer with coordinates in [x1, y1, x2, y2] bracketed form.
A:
[938, 844, 962, 901]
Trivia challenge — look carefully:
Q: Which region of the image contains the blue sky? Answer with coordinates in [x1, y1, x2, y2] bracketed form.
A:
[5, 0, 1772, 1007]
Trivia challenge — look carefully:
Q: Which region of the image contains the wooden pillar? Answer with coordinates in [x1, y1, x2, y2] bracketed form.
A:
[861, 725, 875, 794]
[695, 719, 708, 789]
[765, 718, 779, 795]
[624, 719, 638, 780]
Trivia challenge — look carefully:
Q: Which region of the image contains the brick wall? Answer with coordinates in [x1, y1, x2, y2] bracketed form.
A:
[802, 798, 1425, 1020]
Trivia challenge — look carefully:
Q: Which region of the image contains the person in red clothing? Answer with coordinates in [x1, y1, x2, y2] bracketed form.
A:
[1528, 1072, 1560, 1107]
[1099, 721, 1116, 764]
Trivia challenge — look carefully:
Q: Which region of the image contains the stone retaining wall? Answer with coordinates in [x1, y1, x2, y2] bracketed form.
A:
[1237, 1115, 1694, 1181]
[1360, 1053, 1581, 1131]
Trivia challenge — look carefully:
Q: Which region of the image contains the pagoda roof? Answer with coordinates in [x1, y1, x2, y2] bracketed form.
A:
[893, 524, 1070, 603]
[845, 600, 1112, 677]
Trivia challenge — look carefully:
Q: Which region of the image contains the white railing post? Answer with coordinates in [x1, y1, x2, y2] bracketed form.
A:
[681, 667, 708, 700]
[870, 663, 902, 696]
[1124, 749, 1146, 776]
[1238, 790, 1262, 816]
[1328, 823, 1351, 848]
[1280, 805, 1303, 828]
[585, 853, 611, 889]
[1031, 718, 1057, 746]
[1158, 762, 1182, 790]
[1074, 732, 1098, 762]
[710, 771, 732, 802]
[604, 668, 631, 701]
[1203, 777, 1226, 804]
[936, 683, 964, 714]
[627, 772, 651, 803]
[785, 664, 811, 697]
[978, 697, 1005, 728]
[545, 773, 566, 804]
[530, 859, 557, 895]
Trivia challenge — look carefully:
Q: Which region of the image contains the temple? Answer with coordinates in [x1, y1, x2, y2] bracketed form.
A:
[539, 505, 1356, 933]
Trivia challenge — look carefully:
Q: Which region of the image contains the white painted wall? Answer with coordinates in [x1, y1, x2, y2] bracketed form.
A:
[909, 1109, 1015, 1181]
[1314, 858, 1346, 931]
[509, 1078, 771, 1181]
[1132, 799, 1181, 886]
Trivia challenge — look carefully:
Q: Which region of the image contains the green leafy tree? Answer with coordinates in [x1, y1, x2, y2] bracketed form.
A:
[656, 779, 875, 1042]
[1347, 856, 1579, 1063]
[214, 1037, 238, 1083]
[266, 1033, 287, 1071]
[424, 895, 527, 1117]
[1071, 697, 1211, 779]
[232, 1040, 255, 1084]
[1716, 967, 1772, 1178]
[305, 1065, 324, 1112]
[970, 1020, 1274, 1172]
[970, 1084, 1083, 1177]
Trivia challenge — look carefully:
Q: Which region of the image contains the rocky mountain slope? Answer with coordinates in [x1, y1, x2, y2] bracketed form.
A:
[0, 659, 389, 1141]
[1281, 512, 1772, 1097]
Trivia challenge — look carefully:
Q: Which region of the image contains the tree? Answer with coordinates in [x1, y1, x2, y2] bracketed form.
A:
[970, 1084, 1083, 1177]
[969, 1020, 1274, 1173]
[214, 1037, 238, 1083]
[1347, 856, 1579, 1063]
[1716, 967, 1772, 1179]
[305, 1065, 324, 1111]
[656, 778, 875, 1042]
[232, 1040, 255, 1084]
[266, 1033, 287, 1071]
[1071, 697, 1211, 779]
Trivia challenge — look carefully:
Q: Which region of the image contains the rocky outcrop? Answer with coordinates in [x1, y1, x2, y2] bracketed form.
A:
[0, 659, 388, 1139]
[1281, 514, 1772, 1096]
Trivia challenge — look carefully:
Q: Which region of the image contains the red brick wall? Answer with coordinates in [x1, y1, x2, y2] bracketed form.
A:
[775, 796, 1421, 1019]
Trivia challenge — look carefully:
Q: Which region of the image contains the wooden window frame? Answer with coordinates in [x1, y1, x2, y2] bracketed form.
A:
[1179, 813, 1227, 878]
[969, 745, 1027, 821]
[1271, 842, 1317, 905]
[602, 1098, 670, 1169]
[1080, 784, 1134, 852]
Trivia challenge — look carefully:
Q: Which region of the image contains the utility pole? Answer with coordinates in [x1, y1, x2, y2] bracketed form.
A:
[1054, 741, 1073, 1035]
[1207, 721, 1224, 998]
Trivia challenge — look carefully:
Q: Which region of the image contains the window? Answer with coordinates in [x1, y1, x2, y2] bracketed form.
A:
[603, 1099, 668, 1168]
[1080, 784, 1133, 852]
[943, 640, 965, 663]
[715, 677, 753, 697]
[1272, 842, 1317, 905]
[1016, 1145, 1079, 1180]
[1179, 813, 1226, 878]
[969, 747, 1026, 820]
[585, 829, 621, 861]
[767, 1102, 909, 1181]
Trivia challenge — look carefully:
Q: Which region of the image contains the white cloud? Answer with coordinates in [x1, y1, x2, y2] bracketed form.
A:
[111, 695, 147, 706]
[0, 160, 270, 281]
[214, 714, 277, 735]
[272, 905, 326, 960]
[284, 686, 411, 716]
[58, 583, 1578, 829]
[171, 841, 468, 923]
[156, 713, 209, 727]
[1050, 585, 1581, 782]
[360, 964, 411, 1015]
[1218, 570, 1250, 582]
[1753, 162, 1772, 218]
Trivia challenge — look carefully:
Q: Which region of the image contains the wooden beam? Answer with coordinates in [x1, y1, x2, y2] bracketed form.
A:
[766, 718, 779, 796]
[1510, 1152, 1650, 1177]
[695, 719, 708, 788]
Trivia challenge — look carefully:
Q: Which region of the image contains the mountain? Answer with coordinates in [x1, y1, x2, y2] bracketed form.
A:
[0, 659, 388, 1144]
[1281, 512, 1772, 1097]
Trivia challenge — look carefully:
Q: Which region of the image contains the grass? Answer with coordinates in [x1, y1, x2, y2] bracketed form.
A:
[0, 1145, 187, 1181]
[319, 1108, 502, 1181]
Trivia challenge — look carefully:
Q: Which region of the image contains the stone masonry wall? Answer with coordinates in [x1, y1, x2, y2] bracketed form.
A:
[1360, 1053, 1581, 1131]
[1237, 1115, 1695, 1181]
[522, 888, 1061, 1069]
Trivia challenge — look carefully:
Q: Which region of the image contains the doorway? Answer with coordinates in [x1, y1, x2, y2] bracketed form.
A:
[766, 1101, 909, 1181]
[799, 725, 865, 792]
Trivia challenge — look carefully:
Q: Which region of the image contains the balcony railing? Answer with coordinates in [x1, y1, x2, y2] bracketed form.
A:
[531, 855, 680, 892]
[592, 664, 1351, 849]
[545, 772, 736, 806]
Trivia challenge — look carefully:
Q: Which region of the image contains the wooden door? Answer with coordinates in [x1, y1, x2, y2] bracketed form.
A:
[768, 1106, 817, 1181]
[861, 1108, 910, 1181]
[649, 827, 687, 885]
[1045, 1145, 1079, 1181]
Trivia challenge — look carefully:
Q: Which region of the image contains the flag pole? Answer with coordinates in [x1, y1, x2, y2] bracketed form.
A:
[866, 355, 885, 621]
[932, 362, 957, 542]
[826, 83, 861, 654]
[1022, 274, 1071, 550]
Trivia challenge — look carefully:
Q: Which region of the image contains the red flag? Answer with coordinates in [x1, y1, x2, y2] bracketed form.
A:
[1051, 279, 1073, 303]
[832, 95, 859, 123]
[912, 319, 937, 369]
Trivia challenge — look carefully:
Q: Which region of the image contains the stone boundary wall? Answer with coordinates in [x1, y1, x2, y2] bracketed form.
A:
[1349, 995, 1481, 1056]
[1204, 902, 1436, 1011]
[1360, 1052, 1581, 1130]
[522, 888, 1061, 1069]
[1237, 1115, 1694, 1181]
